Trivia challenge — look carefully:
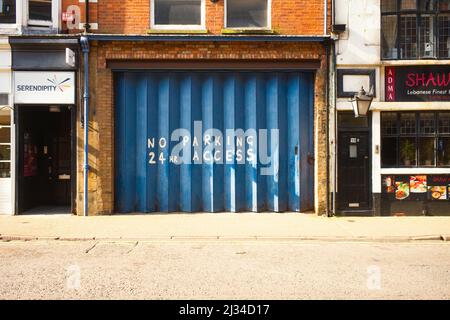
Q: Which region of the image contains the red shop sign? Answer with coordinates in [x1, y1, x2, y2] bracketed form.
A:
[385, 65, 450, 102]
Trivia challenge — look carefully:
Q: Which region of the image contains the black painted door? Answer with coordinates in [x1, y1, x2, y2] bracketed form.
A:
[338, 131, 370, 210]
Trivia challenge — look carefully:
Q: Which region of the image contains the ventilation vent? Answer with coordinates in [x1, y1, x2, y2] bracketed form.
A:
[0, 94, 8, 106]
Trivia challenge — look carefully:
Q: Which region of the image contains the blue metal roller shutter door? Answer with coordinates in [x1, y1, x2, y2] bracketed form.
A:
[115, 71, 314, 213]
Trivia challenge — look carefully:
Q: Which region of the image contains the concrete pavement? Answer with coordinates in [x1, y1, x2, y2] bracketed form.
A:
[1, 241, 449, 299]
[1, 213, 450, 242]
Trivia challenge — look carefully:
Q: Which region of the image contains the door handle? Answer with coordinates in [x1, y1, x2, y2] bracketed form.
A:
[307, 153, 314, 165]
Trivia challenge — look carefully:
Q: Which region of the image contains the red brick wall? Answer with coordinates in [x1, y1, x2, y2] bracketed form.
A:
[98, 0, 149, 34]
[61, 0, 331, 35]
[272, 0, 330, 35]
[97, 41, 324, 68]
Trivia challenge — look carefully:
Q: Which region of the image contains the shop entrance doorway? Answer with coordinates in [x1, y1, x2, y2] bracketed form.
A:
[16, 106, 74, 214]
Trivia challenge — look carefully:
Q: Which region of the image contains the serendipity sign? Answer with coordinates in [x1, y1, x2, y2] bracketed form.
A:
[14, 71, 75, 104]
[385, 65, 450, 102]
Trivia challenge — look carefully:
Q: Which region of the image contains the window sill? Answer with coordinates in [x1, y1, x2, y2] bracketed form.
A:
[380, 167, 450, 174]
[381, 166, 450, 168]
[147, 29, 209, 34]
[27, 19, 53, 27]
[0, 24, 17, 28]
[381, 59, 450, 66]
[221, 28, 277, 35]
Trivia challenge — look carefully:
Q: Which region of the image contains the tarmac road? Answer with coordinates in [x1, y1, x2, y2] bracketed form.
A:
[0, 240, 449, 300]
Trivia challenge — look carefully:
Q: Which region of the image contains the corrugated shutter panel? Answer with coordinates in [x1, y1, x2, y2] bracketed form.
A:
[115, 71, 314, 213]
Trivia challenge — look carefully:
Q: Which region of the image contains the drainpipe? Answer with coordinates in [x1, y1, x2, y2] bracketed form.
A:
[324, 0, 330, 216]
[332, 0, 335, 26]
[325, 42, 330, 217]
[331, 0, 338, 216]
[326, 0, 337, 216]
[84, 0, 90, 33]
[80, 36, 89, 217]
[322, 0, 330, 216]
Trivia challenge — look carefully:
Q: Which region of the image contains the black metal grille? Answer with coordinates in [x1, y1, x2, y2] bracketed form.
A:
[438, 14, 450, 57]
[381, 0, 450, 59]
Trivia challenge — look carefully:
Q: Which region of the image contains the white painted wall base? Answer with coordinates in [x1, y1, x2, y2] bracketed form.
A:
[0, 179, 13, 214]
[0, 39, 14, 215]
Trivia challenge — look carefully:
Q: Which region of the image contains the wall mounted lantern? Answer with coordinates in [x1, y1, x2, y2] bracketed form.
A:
[350, 86, 374, 118]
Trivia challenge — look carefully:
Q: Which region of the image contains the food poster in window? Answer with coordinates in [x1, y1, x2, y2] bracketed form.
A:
[407, 175, 427, 200]
[383, 174, 450, 202]
[382, 175, 411, 200]
[382, 175, 433, 201]
[395, 176, 410, 200]
[427, 175, 450, 201]
[410, 175, 427, 193]
[383, 176, 396, 193]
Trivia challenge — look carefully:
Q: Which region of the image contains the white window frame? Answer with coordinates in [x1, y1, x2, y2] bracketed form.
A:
[150, 0, 206, 30]
[0, 0, 20, 30]
[0, 105, 15, 215]
[0, 106, 13, 178]
[224, 0, 271, 30]
[26, 0, 59, 29]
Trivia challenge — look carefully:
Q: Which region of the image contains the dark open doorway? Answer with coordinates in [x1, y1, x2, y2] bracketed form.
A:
[16, 105, 75, 215]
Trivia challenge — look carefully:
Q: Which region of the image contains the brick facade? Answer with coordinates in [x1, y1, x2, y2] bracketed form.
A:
[62, 0, 331, 35]
[78, 41, 329, 215]
[71, 0, 331, 216]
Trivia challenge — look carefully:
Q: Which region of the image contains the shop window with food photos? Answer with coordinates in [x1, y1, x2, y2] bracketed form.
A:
[381, 0, 450, 59]
[381, 112, 450, 167]
[418, 112, 435, 166]
[399, 113, 417, 166]
[438, 112, 450, 165]
[381, 112, 399, 167]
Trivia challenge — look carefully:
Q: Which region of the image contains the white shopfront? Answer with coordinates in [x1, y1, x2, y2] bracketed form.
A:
[333, 0, 450, 216]
[0, 37, 13, 214]
[3, 70, 76, 215]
